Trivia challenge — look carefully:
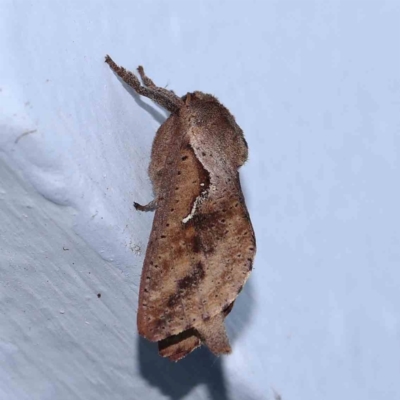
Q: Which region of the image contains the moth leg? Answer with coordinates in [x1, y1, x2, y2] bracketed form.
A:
[105, 55, 184, 113]
[136, 65, 157, 88]
[196, 312, 232, 356]
[134, 199, 157, 212]
[137, 65, 179, 99]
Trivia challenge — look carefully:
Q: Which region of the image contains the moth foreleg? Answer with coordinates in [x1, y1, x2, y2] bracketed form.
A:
[134, 199, 157, 212]
[137, 65, 179, 100]
[136, 65, 157, 88]
[105, 55, 183, 113]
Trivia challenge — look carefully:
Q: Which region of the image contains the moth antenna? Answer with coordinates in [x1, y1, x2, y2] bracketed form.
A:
[105, 55, 184, 113]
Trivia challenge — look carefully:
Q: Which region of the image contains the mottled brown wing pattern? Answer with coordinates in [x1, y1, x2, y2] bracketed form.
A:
[137, 142, 211, 340]
[137, 140, 255, 355]
[189, 176, 255, 320]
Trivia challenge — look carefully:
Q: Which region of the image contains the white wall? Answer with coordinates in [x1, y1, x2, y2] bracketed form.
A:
[1, 1, 400, 399]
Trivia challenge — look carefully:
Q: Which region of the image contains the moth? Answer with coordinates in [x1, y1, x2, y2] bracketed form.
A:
[105, 55, 256, 361]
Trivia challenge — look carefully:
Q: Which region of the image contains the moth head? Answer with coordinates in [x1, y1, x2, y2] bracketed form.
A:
[181, 91, 217, 106]
[181, 91, 237, 125]
[181, 91, 249, 167]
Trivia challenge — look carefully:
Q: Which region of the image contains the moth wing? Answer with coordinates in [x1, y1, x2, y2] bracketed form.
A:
[137, 140, 255, 346]
[158, 330, 201, 362]
[157, 300, 236, 361]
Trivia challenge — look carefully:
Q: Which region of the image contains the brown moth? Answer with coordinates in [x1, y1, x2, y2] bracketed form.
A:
[105, 55, 256, 361]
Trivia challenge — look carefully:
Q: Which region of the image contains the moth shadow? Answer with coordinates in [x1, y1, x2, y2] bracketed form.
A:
[110, 70, 169, 125]
[138, 338, 229, 399]
[137, 279, 255, 400]
[225, 277, 255, 344]
[239, 170, 255, 215]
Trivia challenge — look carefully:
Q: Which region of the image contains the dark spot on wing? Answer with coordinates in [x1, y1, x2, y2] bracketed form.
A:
[153, 317, 167, 334]
[192, 235, 202, 253]
[167, 293, 181, 308]
[222, 301, 235, 316]
[191, 211, 229, 253]
[177, 262, 205, 290]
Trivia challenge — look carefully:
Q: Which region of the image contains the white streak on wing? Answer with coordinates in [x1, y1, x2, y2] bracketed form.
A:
[182, 190, 208, 224]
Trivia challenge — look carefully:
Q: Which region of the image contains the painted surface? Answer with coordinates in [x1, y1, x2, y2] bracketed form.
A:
[1, 1, 399, 399]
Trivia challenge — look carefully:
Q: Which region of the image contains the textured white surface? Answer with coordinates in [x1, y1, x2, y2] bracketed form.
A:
[1, 1, 400, 400]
